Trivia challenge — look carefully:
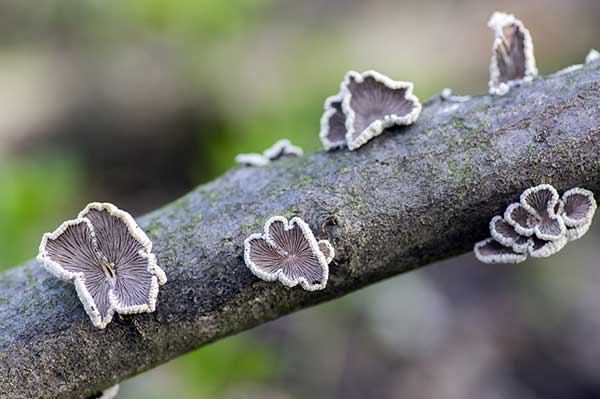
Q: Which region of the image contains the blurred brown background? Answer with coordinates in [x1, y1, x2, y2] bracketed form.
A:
[0, 0, 599, 398]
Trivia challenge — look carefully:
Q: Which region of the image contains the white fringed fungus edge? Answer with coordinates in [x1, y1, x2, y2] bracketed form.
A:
[37, 202, 166, 329]
[519, 184, 566, 241]
[317, 239, 335, 264]
[487, 11, 538, 96]
[490, 215, 518, 247]
[244, 216, 330, 291]
[341, 70, 422, 151]
[561, 187, 597, 227]
[37, 217, 114, 328]
[80, 203, 167, 315]
[504, 203, 535, 237]
[319, 92, 347, 150]
[235, 153, 270, 167]
[37, 218, 98, 282]
[99, 384, 120, 399]
[566, 222, 592, 242]
[528, 235, 568, 258]
[586, 49, 600, 64]
[440, 88, 471, 103]
[474, 238, 528, 264]
[552, 64, 583, 77]
[263, 139, 304, 160]
[236, 139, 303, 166]
[512, 236, 531, 254]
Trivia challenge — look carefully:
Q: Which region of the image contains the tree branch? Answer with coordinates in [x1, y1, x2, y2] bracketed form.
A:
[1, 63, 600, 399]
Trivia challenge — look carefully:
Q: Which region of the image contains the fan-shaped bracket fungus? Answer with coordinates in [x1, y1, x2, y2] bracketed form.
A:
[263, 139, 304, 160]
[37, 202, 167, 329]
[519, 184, 566, 241]
[475, 185, 596, 264]
[89, 384, 120, 399]
[440, 88, 471, 103]
[235, 139, 303, 167]
[319, 92, 348, 150]
[341, 70, 422, 150]
[561, 188, 597, 242]
[474, 238, 528, 264]
[488, 11, 538, 96]
[586, 49, 600, 64]
[244, 216, 334, 291]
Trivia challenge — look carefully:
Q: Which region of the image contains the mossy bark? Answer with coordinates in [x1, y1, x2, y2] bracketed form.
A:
[1, 63, 600, 398]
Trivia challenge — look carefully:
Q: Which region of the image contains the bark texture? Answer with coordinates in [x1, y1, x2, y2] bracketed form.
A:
[1, 63, 600, 398]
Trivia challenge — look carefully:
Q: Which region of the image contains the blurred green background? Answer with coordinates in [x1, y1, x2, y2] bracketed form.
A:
[0, 1, 599, 398]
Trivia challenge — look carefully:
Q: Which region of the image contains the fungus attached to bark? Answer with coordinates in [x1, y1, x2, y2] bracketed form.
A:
[490, 215, 519, 247]
[487, 11, 538, 96]
[474, 238, 527, 264]
[475, 185, 595, 264]
[504, 203, 535, 237]
[263, 139, 304, 161]
[341, 70, 422, 150]
[586, 49, 600, 64]
[37, 202, 167, 329]
[235, 139, 303, 166]
[489, 215, 530, 253]
[320, 92, 348, 150]
[244, 216, 333, 291]
[89, 385, 119, 399]
[560, 187, 597, 241]
[527, 235, 568, 258]
[234, 153, 270, 167]
[318, 239, 335, 264]
[440, 88, 471, 103]
[520, 184, 566, 241]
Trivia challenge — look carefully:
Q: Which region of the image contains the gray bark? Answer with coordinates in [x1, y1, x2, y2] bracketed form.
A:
[1, 63, 600, 399]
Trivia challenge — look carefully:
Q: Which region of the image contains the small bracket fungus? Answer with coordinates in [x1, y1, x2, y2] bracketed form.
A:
[263, 139, 304, 160]
[527, 235, 568, 258]
[518, 184, 566, 241]
[474, 185, 596, 264]
[89, 385, 119, 399]
[440, 88, 471, 103]
[234, 153, 270, 167]
[474, 238, 527, 264]
[560, 188, 597, 242]
[235, 139, 303, 167]
[586, 49, 600, 64]
[37, 203, 167, 329]
[244, 216, 334, 291]
[489, 215, 529, 251]
[319, 92, 348, 150]
[341, 70, 422, 150]
[488, 11, 538, 96]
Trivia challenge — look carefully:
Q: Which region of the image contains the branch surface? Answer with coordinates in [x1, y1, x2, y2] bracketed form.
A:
[1, 63, 600, 399]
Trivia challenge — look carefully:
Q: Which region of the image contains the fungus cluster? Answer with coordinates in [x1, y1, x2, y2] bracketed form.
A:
[235, 139, 303, 167]
[488, 11, 538, 96]
[475, 185, 597, 264]
[320, 70, 422, 151]
[244, 216, 334, 291]
[37, 202, 167, 329]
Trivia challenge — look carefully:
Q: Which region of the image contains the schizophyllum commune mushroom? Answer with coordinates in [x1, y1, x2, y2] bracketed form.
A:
[488, 11, 538, 96]
[37, 202, 167, 329]
[244, 216, 334, 291]
[235, 139, 303, 167]
[320, 70, 422, 151]
[474, 185, 597, 264]
[88, 384, 119, 399]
